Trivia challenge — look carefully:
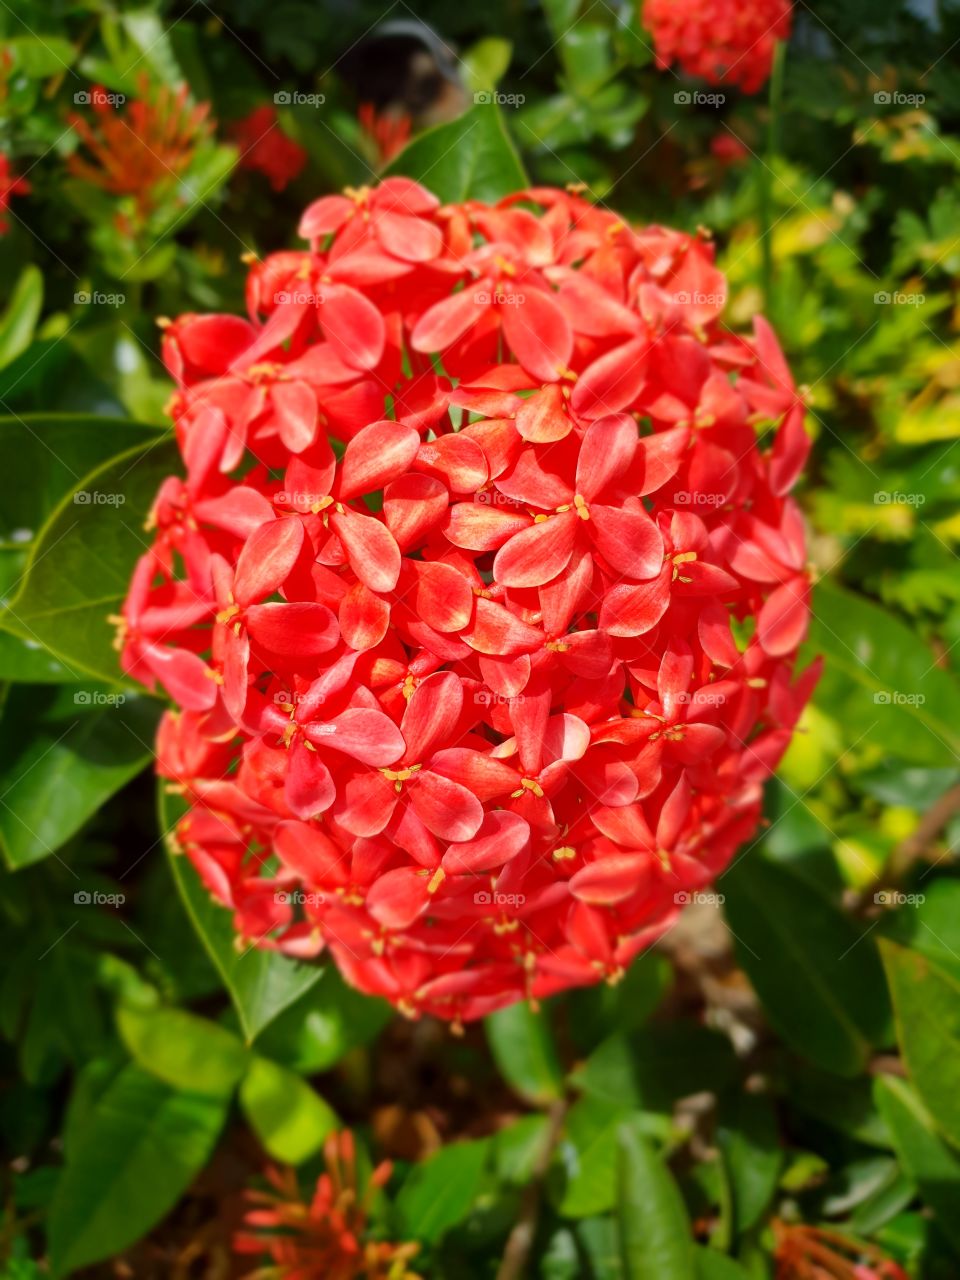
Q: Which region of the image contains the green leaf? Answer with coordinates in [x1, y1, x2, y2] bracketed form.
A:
[116, 1004, 248, 1098]
[716, 1092, 781, 1235]
[0, 266, 43, 370]
[571, 1024, 737, 1112]
[461, 38, 512, 93]
[721, 852, 890, 1076]
[4, 35, 77, 77]
[875, 1075, 960, 1256]
[880, 939, 960, 1149]
[617, 1116, 696, 1280]
[808, 581, 960, 765]
[0, 684, 160, 868]
[878, 878, 960, 983]
[48, 1064, 227, 1276]
[494, 1113, 550, 1185]
[254, 965, 391, 1072]
[239, 1056, 338, 1165]
[385, 105, 528, 203]
[2, 438, 179, 685]
[485, 1001, 564, 1103]
[396, 1138, 491, 1244]
[694, 1249, 751, 1280]
[554, 1097, 624, 1218]
[568, 952, 671, 1051]
[160, 785, 323, 1044]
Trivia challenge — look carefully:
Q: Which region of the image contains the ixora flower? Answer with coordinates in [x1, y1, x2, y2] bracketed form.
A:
[0, 152, 30, 234]
[235, 1135, 420, 1280]
[230, 105, 308, 192]
[644, 0, 792, 93]
[122, 177, 819, 1025]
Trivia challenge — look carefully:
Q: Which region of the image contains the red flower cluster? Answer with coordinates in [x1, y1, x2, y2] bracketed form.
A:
[773, 1221, 909, 1280]
[235, 1137, 420, 1279]
[644, 0, 792, 93]
[0, 153, 30, 234]
[122, 178, 817, 1024]
[231, 106, 308, 192]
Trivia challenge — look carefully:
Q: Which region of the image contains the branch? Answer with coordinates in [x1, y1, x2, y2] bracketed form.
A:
[495, 1099, 568, 1280]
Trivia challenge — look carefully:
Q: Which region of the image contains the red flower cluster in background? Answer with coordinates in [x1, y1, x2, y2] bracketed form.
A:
[235, 1135, 419, 1279]
[231, 105, 308, 192]
[644, 0, 792, 93]
[0, 153, 30, 234]
[121, 177, 818, 1024]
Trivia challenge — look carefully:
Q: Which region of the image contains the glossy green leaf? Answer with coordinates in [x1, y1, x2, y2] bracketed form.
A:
[571, 1024, 737, 1112]
[2, 438, 180, 685]
[568, 952, 671, 1051]
[0, 684, 160, 868]
[254, 964, 391, 1072]
[694, 1249, 751, 1280]
[875, 1075, 960, 1256]
[48, 1064, 227, 1276]
[461, 37, 512, 93]
[485, 1000, 564, 1103]
[617, 1116, 697, 1280]
[716, 1092, 781, 1235]
[721, 853, 890, 1075]
[385, 104, 527, 203]
[879, 878, 960, 983]
[116, 1004, 248, 1098]
[160, 785, 323, 1043]
[396, 1138, 491, 1244]
[0, 266, 43, 370]
[809, 580, 960, 765]
[880, 939, 960, 1148]
[4, 35, 77, 77]
[239, 1057, 338, 1164]
[554, 1097, 624, 1218]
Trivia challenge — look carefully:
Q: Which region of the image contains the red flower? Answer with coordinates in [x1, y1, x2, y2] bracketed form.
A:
[644, 0, 792, 93]
[231, 105, 308, 192]
[131, 180, 817, 1023]
[67, 76, 213, 219]
[773, 1221, 909, 1280]
[0, 153, 30, 234]
[358, 102, 412, 166]
[235, 1135, 420, 1280]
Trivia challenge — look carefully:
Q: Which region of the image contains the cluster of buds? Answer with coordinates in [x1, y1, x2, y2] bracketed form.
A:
[120, 178, 818, 1024]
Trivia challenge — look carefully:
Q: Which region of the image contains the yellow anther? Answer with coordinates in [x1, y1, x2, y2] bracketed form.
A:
[552, 845, 576, 861]
[427, 866, 446, 894]
[573, 493, 590, 520]
[215, 603, 240, 625]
